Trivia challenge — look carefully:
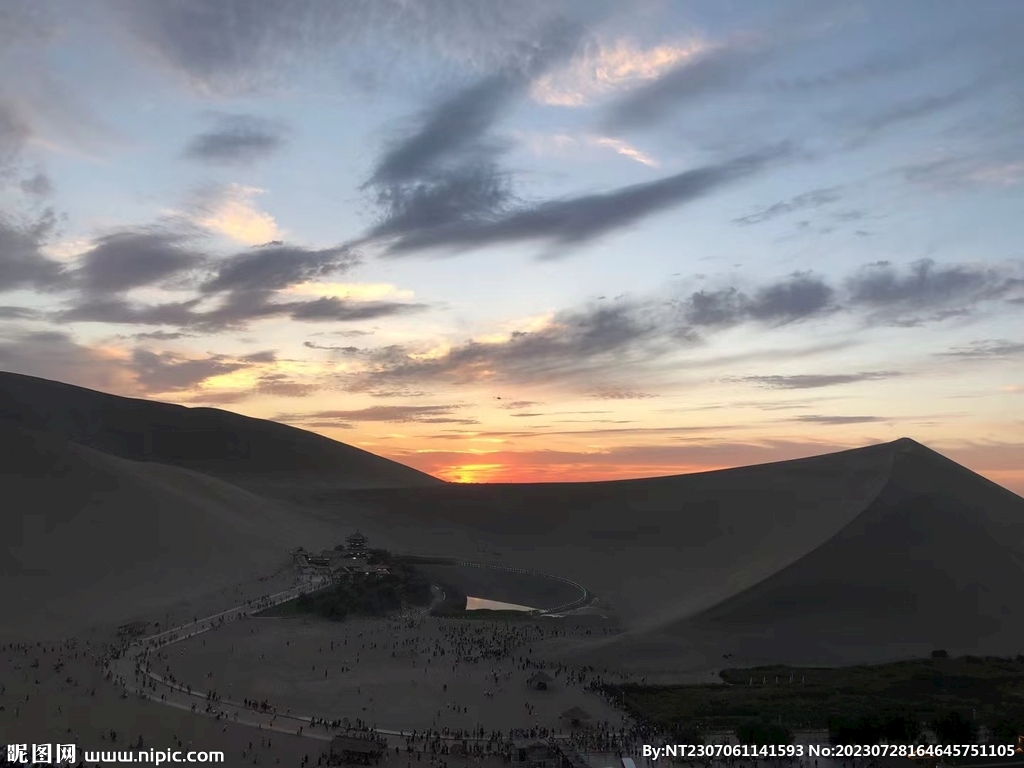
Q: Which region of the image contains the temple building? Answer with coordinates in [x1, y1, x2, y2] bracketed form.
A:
[345, 530, 368, 554]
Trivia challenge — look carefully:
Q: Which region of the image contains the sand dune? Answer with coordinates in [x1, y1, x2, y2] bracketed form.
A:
[0, 422, 349, 640]
[0, 371, 442, 490]
[340, 439, 1024, 672]
[4, 372, 1021, 674]
[340, 442, 897, 624]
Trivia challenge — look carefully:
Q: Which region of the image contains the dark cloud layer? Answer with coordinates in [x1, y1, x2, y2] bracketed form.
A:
[292, 257, 1024, 393]
[679, 273, 836, 327]
[200, 242, 357, 294]
[0, 210, 68, 293]
[57, 292, 425, 333]
[602, 41, 775, 133]
[131, 348, 245, 392]
[109, 0, 600, 95]
[19, 172, 53, 196]
[846, 259, 1017, 317]
[379, 146, 791, 255]
[75, 230, 204, 296]
[340, 302, 664, 392]
[183, 114, 286, 165]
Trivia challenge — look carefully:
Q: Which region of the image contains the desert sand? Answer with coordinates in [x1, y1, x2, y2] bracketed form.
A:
[3, 371, 1023, 758]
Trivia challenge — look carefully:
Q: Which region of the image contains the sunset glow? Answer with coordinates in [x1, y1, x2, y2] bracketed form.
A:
[0, 1, 1021, 494]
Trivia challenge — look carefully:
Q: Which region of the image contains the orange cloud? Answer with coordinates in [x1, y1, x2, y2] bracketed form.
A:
[531, 37, 708, 107]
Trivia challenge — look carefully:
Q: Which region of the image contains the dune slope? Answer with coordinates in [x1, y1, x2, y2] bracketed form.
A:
[0, 422, 347, 639]
[678, 439, 1024, 657]
[0, 371, 442, 490]
[576, 439, 1024, 674]
[342, 441, 898, 627]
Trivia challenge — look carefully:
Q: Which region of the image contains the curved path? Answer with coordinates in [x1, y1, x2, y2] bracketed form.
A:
[106, 557, 596, 745]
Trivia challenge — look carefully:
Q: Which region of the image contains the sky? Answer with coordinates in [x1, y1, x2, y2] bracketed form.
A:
[0, 0, 1022, 491]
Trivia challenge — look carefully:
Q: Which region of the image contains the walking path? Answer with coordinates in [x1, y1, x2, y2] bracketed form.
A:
[105, 559, 594, 747]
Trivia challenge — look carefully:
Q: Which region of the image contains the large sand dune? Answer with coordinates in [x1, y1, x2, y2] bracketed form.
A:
[635, 438, 1024, 670]
[0, 421, 349, 640]
[3, 372, 1021, 674]
[0, 371, 442, 490]
[339, 439, 1024, 673]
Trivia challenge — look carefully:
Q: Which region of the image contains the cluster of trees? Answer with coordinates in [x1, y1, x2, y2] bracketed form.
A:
[295, 559, 431, 621]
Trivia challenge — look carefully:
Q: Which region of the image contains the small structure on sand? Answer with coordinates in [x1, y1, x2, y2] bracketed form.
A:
[527, 671, 554, 691]
[329, 735, 385, 765]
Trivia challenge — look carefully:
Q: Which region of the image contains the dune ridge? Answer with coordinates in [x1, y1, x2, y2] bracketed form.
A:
[0, 370, 443, 490]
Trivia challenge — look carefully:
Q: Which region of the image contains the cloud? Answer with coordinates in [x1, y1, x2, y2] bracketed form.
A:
[845, 259, 1019, 318]
[0, 330, 136, 393]
[109, 0, 601, 95]
[856, 85, 976, 137]
[304, 341, 363, 353]
[283, 282, 413, 301]
[288, 297, 425, 322]
[0, 102, 31, 169]
[497, 399, 542, 410]
[531, 37, 707, 106]
[19, 172, 52, 196]
[379, 145, 790, 255]
[359, 20, 591, 253]
[200, 242, 358, 294]
[56, 290, 425, 333]
[732, 187, 842, 225]
[129, 330, 192, 341]
[601, 39, 774, 132]
[188, 183, 283, 245]
[585, 387, 657, 400]
[130, 348, 246, 393]
[344, 302, 663, 391]
[241, 350, 277, 363]
[0, 306, 40, 319]
[0, 208, 69, 293]
[254, 372, 316, 397]
[937, 340, 1024, 359]
[589, 136, 659, 167]
[369, 19, 584, 186]
[737, 372, 901, 390]
[183, 113, 287, 165]
[679, 272, 835, 328]
[176, 389, 253, 405]
[367, 159, 518, 241]
[789, 415, 889, 425]
[73, 229, 204, 296]
[279, 403, 473, 427]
